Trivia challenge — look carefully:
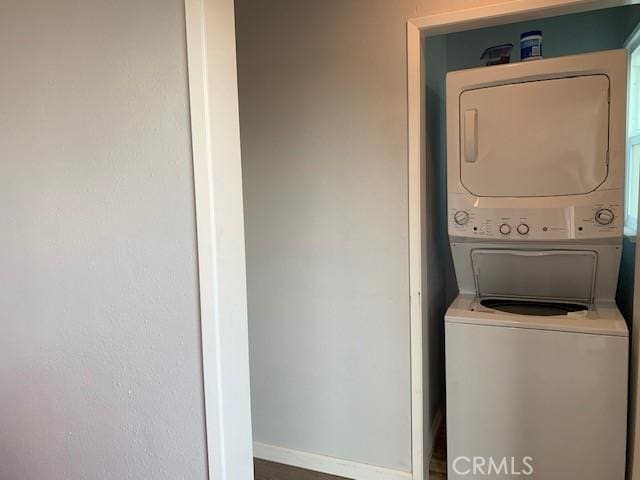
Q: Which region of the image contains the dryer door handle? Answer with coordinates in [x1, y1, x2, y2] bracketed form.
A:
[464, 109, 478, 163]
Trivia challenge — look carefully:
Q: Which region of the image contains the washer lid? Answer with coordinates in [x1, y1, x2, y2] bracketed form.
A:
[445, 294, 628, 337]
[471, 249, 597, 304]
[479, 298, 587, 316]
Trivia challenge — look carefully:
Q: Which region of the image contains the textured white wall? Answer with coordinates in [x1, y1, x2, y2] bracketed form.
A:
[0, 1, 208, 479]
[235, 0, 518, 472]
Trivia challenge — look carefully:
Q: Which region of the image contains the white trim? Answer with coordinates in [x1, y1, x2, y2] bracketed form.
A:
[626, 41, 640, 239]
[254, 443, 412, 480]
[412, 0, 636, 36]
[627, 16, 640, 480]
[407, 20, 425, 480]
[626, 14, 640, 50]
[407, 2, 640, 479]
[185, 0, 254, 479]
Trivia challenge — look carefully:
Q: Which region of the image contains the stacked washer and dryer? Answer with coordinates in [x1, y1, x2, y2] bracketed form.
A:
[445, 50, 629, 479]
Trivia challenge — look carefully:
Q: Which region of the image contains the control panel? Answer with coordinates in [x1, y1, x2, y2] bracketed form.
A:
[449, 200, 622, 240]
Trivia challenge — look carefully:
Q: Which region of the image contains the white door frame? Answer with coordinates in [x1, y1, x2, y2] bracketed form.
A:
[625, 21, 640, 480]
[184, 0, 254, 479]
[408, 1, 639, 479]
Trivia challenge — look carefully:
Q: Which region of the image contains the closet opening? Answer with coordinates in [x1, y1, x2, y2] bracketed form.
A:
[414, 4, 640, 478]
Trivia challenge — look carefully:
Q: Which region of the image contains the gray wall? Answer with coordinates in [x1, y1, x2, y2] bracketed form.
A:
[235, 1, 414, 470]
[235, 0, 516, 472]
[0, 1, 207, 479]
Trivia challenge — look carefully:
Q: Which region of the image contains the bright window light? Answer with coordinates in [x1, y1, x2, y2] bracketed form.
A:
[626, 45, 640, 235]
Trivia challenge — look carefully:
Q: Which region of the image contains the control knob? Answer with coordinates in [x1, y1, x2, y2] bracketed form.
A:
[454, 210, 470, 226]
[499, 223, 511, 235]
[517, 223, 530, 235]
[594, 208, 614, 226]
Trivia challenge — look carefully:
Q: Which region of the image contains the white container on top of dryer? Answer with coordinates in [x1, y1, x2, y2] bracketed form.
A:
[446, 49, 627, 240]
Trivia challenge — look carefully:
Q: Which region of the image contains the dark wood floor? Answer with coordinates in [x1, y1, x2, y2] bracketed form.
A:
[429, 419, 447, 479]
[254, 459, 350, 480]
[254, 423, 448, 480]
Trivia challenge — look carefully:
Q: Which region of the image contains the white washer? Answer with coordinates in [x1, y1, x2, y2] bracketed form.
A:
[446, 297, 628, 480]
[445, 50, 629, 480]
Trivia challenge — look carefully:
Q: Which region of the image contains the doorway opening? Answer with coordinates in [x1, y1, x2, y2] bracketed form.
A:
[409, 3, 640, 479]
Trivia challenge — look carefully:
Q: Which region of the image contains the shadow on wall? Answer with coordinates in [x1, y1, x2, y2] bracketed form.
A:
[617, 237, 636, 325]
[424, 34, 458, 450]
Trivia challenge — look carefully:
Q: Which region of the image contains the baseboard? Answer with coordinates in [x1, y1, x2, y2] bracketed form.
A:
[253, 442, 413, 480]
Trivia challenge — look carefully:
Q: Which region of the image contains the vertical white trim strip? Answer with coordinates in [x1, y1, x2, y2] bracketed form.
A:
[626, 21, 640, 480]
[631, 228, 640, 480]
[407, 20, 424, 480]
[184, 0, 254, 479]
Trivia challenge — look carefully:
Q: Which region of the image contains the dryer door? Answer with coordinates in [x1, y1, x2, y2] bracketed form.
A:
[459, 75, 610, 197]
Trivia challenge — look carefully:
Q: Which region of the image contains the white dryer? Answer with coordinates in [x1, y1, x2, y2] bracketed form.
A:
[445, 50, 629, 480]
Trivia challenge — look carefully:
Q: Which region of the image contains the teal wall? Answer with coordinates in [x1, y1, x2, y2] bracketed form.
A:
[618, 237, 636, 323]
[446, 6, 640, 71]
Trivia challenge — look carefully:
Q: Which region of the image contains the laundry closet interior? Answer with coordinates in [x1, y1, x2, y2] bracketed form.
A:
[422, 4, 640, 479]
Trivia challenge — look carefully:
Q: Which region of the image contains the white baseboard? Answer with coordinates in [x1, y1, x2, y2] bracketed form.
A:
[253, 442, 413, 480]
